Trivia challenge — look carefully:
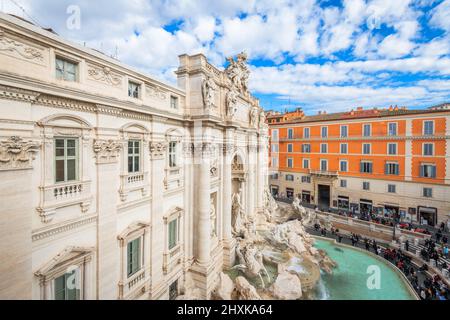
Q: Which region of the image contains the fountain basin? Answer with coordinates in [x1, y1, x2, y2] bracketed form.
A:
[312, 237, 419, 300]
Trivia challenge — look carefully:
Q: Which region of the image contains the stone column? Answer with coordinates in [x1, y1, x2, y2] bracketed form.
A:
[93, 139, 122, 299]
[247, 135, 256, 219]
[196, 142, 211, 265]
[222, 144, 232, 241]
[190, 139, 220, 299]
[256, 139, 265, 209]
[0, 136, 40, 299]
[222, 140, 235, 267]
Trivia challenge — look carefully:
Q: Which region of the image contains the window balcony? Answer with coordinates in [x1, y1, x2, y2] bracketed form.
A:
[119, 172, 149, 201]
[118, 267, 148, 299]
[163, 243, 183, 275]
[37, 180, 92, 223]
[164, 166, 183, 191]
[309, 169, 338, 178]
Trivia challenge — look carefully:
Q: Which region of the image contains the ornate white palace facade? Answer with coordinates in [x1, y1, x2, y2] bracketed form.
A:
[0, 13, 269, 300]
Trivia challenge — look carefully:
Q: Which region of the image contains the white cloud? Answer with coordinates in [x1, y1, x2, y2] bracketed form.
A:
[415, 35, 450, 57]
[377, 20, 419, 58]
[429, 0, 450, 32]
[192, 16, 216, 43]
[1, 0, 448, 112]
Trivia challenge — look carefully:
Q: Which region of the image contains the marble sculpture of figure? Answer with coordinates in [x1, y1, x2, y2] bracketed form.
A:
[202, 75, 217, 110]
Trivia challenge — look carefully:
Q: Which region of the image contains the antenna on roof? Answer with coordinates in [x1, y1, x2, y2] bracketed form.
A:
[113, 45, 119, 60]
[7, 0, 43, 28]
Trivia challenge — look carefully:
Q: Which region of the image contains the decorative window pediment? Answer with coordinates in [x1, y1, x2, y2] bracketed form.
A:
[37, 114, 93, 130]
[117, 221, 150, 245]
[163, 206, 184, 223]
[34, 246, 94, 300]
[35, 246, 94, 278]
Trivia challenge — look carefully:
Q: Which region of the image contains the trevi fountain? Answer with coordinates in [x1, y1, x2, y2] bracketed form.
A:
[178, 192, 338, 300]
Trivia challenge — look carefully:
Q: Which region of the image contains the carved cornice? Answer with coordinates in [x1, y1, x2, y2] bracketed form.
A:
[0, 136, 40, 170]
[0, 84, 40, 102]
[37, 94, 97, 112]
[32, 215, 97, 242]
[93, 139, 122, 164]
[149, 141, 167, 158]
[0, 86, 156, 122]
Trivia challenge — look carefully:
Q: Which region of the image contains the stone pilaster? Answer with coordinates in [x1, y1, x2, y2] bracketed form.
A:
[196, 142, 212, 265]
[149, 140, 167, 299]
[247, 135, 257, 219]
[222, 138, 235, 268]
[0, 136, 40, 299]
[190, 140, 219, 299]
[256, 136, 266, 209]
[94, 139, 122, 299]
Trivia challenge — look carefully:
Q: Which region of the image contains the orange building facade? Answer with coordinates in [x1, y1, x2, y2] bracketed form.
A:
[268, 105, 450, 226]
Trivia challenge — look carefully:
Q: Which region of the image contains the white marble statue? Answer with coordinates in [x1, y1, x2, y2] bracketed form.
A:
[262, 188, 278, 222]
[202, 75, 217, 110]
[225, 51, 250, 95]
[233, 241, 271, 288]
[232, 190, 245, 235]
[259, 110, 267, 128]
[250, 107, 259, 127]
[226, 88, 238, 118]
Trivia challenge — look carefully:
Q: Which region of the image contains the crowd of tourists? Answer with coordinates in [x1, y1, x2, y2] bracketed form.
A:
[311, 224, 450, 300]
[420, 238, 450, 268]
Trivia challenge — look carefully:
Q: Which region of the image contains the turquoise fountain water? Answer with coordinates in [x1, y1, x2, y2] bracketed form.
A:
[312, 238, 417, 300]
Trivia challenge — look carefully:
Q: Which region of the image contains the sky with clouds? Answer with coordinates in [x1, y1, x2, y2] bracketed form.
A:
[2, 0, 450, 114]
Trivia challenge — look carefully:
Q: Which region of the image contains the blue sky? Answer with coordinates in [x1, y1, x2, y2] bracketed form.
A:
[2, 0, 450, 114]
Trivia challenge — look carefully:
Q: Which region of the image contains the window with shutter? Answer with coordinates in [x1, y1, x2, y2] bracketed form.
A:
[127, 238, 141, 277]
[54, 268, 80, 300]
[169, 219, 178, 250]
